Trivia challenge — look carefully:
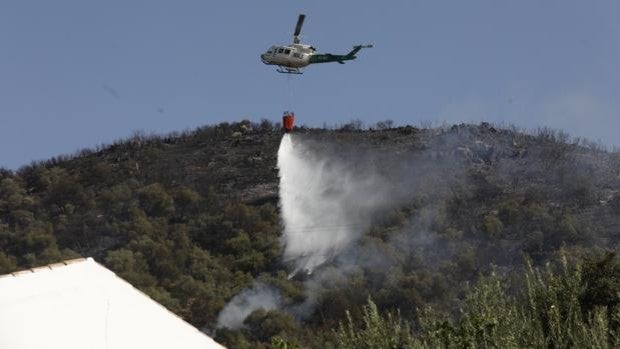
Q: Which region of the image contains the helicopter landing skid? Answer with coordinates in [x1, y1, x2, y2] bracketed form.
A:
[277, 66, 303, 74]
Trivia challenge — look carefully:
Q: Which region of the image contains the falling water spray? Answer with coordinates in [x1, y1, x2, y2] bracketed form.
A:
[277, 134, 396, 274]
[217, 133, 411, 328]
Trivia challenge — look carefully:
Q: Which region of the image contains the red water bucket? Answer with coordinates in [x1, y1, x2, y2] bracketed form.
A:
[282, 112, 295, 133]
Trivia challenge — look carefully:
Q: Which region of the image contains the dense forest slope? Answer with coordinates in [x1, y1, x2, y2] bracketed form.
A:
[0, 120, 619, 348]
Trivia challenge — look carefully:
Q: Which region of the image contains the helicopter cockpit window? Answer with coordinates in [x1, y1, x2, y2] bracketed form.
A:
[277, 48, 284, 54]
[284, 49, 291, 55]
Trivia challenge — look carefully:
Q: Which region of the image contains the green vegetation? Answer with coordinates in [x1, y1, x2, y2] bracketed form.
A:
[0, 121, 618, 348]
[336, 253, 620, 348]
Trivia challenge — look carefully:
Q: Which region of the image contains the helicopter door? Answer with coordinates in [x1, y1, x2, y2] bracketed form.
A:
[273, 47, 284, 64]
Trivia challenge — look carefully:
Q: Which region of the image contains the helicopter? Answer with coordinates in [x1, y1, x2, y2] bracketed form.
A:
[260, 14, 373, 74]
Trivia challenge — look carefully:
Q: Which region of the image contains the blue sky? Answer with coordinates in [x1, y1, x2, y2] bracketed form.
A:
[1, 1, 618, 169]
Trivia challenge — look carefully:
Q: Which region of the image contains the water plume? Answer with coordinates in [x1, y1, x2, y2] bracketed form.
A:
[277, 134, 396, 274]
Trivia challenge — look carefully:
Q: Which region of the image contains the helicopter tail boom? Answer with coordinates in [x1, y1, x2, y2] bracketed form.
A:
[308, 45, 373, 65]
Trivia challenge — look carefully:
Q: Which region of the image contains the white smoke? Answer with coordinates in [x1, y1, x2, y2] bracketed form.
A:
[277, 134, 399, 274]
[215, 282, 281, 329]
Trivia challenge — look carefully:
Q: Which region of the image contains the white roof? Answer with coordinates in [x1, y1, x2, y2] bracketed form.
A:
[0, 258, 225, 349]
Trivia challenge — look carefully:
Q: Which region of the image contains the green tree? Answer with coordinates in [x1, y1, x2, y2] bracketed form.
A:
[138, 183, 175, 217]
[482, 214, 504, 239]
[244, 309, 299, 343]
[174, 187, 202, 217]
[105, 248, 156, 288]
[0, 251, 17, 274]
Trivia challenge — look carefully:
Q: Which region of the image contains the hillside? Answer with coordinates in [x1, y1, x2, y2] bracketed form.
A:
[1, 120, 619, 348]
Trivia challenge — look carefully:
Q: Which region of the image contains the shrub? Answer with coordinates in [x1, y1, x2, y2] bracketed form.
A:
[335, 297, 416, 349]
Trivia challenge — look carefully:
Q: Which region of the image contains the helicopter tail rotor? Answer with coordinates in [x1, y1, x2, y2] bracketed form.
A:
[345, 44, 374, 59]
[293, 14, 306, 44]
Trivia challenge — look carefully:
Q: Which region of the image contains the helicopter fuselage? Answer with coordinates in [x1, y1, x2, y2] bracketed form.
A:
[260, 44, 315, 68]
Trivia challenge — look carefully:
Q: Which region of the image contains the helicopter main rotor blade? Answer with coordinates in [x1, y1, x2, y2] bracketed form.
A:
[293, 14, 305, 43]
